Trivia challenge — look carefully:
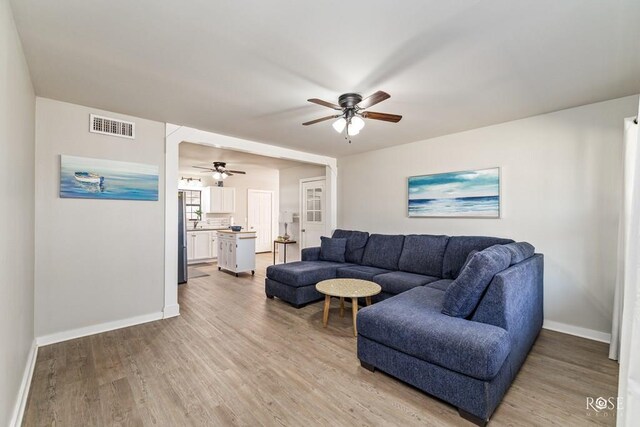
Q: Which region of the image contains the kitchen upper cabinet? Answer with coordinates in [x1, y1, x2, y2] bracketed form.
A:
[202, 187, 236, 213]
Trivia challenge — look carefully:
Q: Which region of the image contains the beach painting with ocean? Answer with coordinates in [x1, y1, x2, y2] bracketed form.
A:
[60, 155, 159, 201]
[408, 168, 500, 218]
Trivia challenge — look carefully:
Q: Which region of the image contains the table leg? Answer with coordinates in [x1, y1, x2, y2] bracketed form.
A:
[366, 296, 372, 306]
[352, 297, 358, 337]
[322, 295, 331, 327]
[273, 242, 276, 265]
[284, 244, 287, 263]
[339, 297, 345, 317]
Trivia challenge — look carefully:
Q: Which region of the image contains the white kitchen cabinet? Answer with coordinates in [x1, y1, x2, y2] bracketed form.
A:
[217, 231, 256, 276]
[187, 230, 218, 264]
[210, 233, 218, 259]
[202, 187, 236, 213]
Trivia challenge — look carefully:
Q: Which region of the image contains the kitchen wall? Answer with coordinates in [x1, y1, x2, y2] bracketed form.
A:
[339, 95, 639, 340]
[0, 0, 36, 424]
[279, 164, 326, 261]
[34, 98, 165, 338]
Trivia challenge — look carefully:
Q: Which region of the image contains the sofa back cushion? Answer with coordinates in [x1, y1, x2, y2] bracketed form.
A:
[442, 236, 514, 279]
[441, 245, 512, 318]
[361, 234, 405, 270]
[319, 237, 347, 263]
[503, 242, 535, 265]
[331, 229, 370, 264]
[398, 234, 450, 277]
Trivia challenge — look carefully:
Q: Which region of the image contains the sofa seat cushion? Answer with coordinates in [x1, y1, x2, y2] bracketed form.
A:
[337, 265, 391, 281]
[357, 286, 511, 381]
[442, 236, 514, 279]
[332, 229, 370, 264]
[425, 279, 453, 292]
[266, 261, 352, 287]
[374, 271, 439, 295]
[398, 235, 450, 277]
[361, 234, 406, 270]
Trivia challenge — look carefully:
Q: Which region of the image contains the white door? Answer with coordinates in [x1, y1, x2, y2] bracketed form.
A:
[301, 179, 326, 249]
[248, 190, 273, 253]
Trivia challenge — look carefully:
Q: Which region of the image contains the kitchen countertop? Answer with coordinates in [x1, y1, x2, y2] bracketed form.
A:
[187, 227, 232, 232]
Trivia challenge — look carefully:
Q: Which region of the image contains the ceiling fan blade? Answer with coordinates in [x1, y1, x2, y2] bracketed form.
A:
[227, 170, 246, 174]
[302, 115, 340, 126]
[357, 91, 390, 110]
[307, 98, 341, 110]
[193, 166, 216, 171]
[361, 111, 403, 123]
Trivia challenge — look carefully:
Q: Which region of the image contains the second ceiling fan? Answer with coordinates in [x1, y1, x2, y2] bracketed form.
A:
[193, 162, 246, 180]
[303, 90, 402, 142]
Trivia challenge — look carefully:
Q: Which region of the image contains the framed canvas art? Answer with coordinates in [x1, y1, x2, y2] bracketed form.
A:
[60, 155, 159, 201]
[408, 167, 500, 218]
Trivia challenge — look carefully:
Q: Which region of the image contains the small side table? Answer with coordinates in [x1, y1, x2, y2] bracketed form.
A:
[315, 279, 382, 336]
[273, 240, 297, 265]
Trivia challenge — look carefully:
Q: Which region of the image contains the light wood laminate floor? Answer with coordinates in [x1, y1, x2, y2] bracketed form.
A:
[23, 254, 618, 426]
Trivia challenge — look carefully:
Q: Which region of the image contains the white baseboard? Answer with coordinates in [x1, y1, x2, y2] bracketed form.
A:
[36, 311, 164, 347]
[10, 340, 38, 427]
[163, 303, 180, 318]
[543, 320, 611, 344]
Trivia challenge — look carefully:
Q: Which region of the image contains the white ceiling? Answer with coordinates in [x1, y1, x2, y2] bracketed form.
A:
[179, 142, 309, 176]
[11, 0, 640, 157]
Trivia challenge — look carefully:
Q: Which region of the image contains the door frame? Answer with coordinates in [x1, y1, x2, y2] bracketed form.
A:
[247, 189, 276, 253]
[299, 176, 329, 258]
[164, 124, 337, 318]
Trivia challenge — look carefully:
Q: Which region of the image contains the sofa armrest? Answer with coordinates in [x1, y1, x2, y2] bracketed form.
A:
[472, 254, 544, 363]
[301, 246, 321, 261]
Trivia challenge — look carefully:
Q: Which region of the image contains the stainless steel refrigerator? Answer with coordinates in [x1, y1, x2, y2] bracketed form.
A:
[178, 191, 188, 284]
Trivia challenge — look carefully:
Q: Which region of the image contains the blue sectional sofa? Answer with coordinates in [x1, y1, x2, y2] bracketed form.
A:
[265, 230, 543, 425]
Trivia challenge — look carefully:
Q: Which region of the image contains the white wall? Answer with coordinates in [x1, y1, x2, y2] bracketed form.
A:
[0, 0, 35, 424]
[279, 164, 326, 261]
[339, 95, 639, 338]
[34, 98, 165, 338]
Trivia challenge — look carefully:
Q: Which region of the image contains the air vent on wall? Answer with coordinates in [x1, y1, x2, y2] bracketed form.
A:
[89, 114, 135, 139]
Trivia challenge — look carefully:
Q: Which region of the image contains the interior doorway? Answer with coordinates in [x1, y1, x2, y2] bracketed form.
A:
[165, 125, 338, 319]
[247, 189, 274, 253]
[300, 177, 326, 250]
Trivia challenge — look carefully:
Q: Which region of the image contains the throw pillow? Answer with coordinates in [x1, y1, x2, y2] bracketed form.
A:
[319, 237, 347, 263]
[460, 249, 479, 272]
[441, 245, 511, 318]
[503, 242, 535, 265]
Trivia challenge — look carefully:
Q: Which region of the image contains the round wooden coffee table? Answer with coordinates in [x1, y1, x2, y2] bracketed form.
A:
[315, 278, 381, 336]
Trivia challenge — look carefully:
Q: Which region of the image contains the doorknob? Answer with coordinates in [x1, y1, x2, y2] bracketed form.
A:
[301, 229, 306, 232]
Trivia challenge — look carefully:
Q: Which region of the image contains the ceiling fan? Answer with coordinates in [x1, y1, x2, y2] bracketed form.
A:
[192, 162, 246, 180]
[303, 90, 402, 142]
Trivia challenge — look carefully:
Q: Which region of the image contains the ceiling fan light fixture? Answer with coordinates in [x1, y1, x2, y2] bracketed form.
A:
[332, 117, 346, 133]
[351, 116, 365, 132]
[221, 172, 229, 179]
[212, 172, 221, 180]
